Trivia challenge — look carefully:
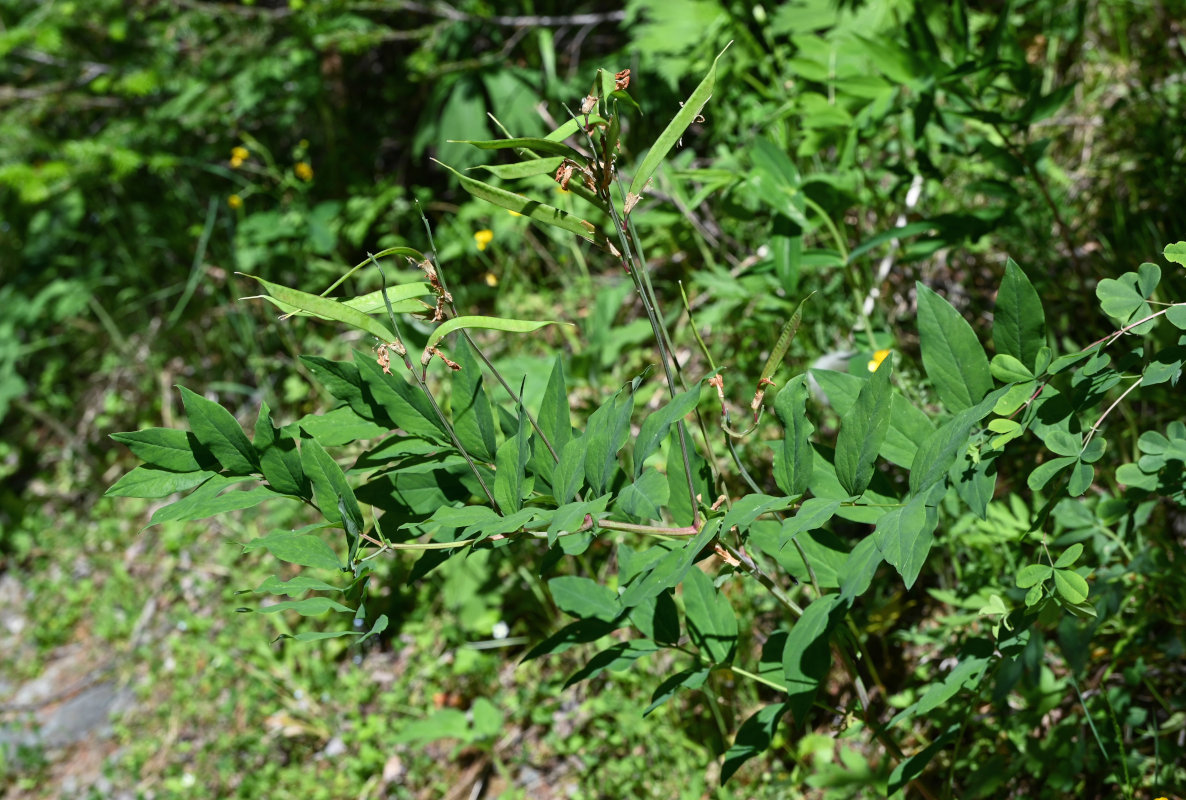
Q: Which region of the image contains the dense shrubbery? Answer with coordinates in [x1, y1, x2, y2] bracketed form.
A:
[4, 1, 1186, 797]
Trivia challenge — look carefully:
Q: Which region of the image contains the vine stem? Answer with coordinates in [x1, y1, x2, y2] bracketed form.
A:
[1083, 377, 1141, 449]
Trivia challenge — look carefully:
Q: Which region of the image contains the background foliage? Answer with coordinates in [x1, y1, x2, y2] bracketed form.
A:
[3, 0, 1185, 798]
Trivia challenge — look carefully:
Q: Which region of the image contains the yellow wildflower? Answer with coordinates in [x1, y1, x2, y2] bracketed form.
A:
[294, 161, 313, 181]
[228, 194, 243, 209]
[867, 349, 891, 372]
[507, 209, 523, 217]
[230, 146, 249, 168]
[482, 271, 498, 287]
[473, 229, 494, 251]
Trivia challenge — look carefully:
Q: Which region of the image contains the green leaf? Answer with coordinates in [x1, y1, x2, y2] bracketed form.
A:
[252, 575, 343, 596]
[909, 387, 1008, 496]
[1053, 569, 1089, 604]
[993, 258, 1046, 370]
[435, 161, 613, 248]
[951, 450, 996, 520]
[1141, 345, 1186, 387]
[449, 136, 581, 159]
[782, 594, 844, 724]
[147, 475, 274, 526]
[548, 575, 621, 622]
[424, 315, 570, 361]
[809, 370, 932, 468]
[179, 386, 258, 474]
[564, 641, 660, 689]
[353, 351, 445, 441]
[1054, 543, 1084, 568]
[106, 466, 216, 498]
[683, 567, 738, 664]
[720, 703, 789, 785]
[619, 521, 721, 608]
[477, 157, 565, 180]
[536, 356, 573, 482]
[239, 273, 397, 343]
[633, 380, 705, 477]
[547, 494, 610, 546]
[300, 437, 364, 559]
[255, 402, 310, 499]
[450, 343, 497, 463]
[1016, 564, 1052, 588]
[1096, 262, 1160, 332]
[834, 356, 892, 497]
[644, 667, 711, 716]
[494, 396, 531, 515]
[616, 468, 669, 521]
[110, 427, 211, 472]
[873, 494, 938, 589]
[916, 282, 993, 411]
[242, 530, 342, 570]
[630, 43, 730, 198]
[773, 375, 814, 496]
[552, 435, 588, 506]
[1027, 455, 1075, 491]
[1067, 460, 1094, 496]
[256, 282, 432, 321]
[584, 386, 634, 495]
[838, 536, 883, 603]
[990, 353, 1033, 382]
[301, 356, 368, 419]
[250, 597, 353, 615]
[1164, 241, 1186, 266]
[719, 494, 796, 536]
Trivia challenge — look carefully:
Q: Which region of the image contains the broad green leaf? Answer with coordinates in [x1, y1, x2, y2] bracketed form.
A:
[435, 161, 613, 248]
[353, 351, 445, 440]
[239, 273, 397, 343]
[809, 370, 932, 468]
[252, 575, 343, 596]
[618, 520, 721, 608]
[644, 667, 711, 716]
[1067, 460, 1094, 496]
[148, 475, 274, 526]
[629, 589, 680, 645]
[564, 641, 660, 689]
[110, 428, 211, 472]
[242, 530, 342, 570]
[250, 597, 353, 615]
[547, 494, 610, 546]
[1053, 568, 1089, 604]
[773, 375, 814, 495]
[1016, 564, 1052, 588]
[616, 468, 669, 521]
[424, 316, 570, 361]
[494, 400, 531, 514]
[1096, 262, 1160, 333]
[835, 356, 892, 497]
[1141, 345, 1186, 387]
[782, 594, 844, 724]
[720, 703, 789, 785]
[584, 387, 634, 495]
[301, 356, 370, 419]
[630, 43, 730, 198]
[537, 356, 573, 474]
[993, 259, 1046, 370]
[552, 434, 588, 506]
[548, 575, 621, 622]
[909, 387, 1008, 495]
[255, 402, 310, 498]
[106, 466, 216, 498]
[1164, 241, 1186, 266]
[523, 618, 619, 661]
[633, 380, 705, 477]
[449, 136, 581, 159]
[838, 536, 883, 603]
[683, 567, 738, 664]
[751, 525, 847, 589]
[916, 282, 993, 411]
[990, 353, 1033, 382]
[1027, 455, 1075, 491]
[808, 447, 897, 523]
[179, 386, 258, 474]
[951, 450, 996, 520]
[451, 342, 497, 462]
[719, 493, 796, 536]
[667, 429, 714, 527]
[1054, 543, 1084, 568]
[873, 494, 938, 588]
[300, 437, 364, 551]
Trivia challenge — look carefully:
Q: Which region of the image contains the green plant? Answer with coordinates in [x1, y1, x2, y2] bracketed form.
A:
[106, 48, 1186, 797]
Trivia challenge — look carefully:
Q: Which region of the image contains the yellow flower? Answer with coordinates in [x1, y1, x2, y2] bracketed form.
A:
[473, 229, 494, 251]
[482, 271, 498, 287]
[230, 146, 249, 168]
[294, 161, 313, 181]
[228, 194, 243, 209]
[507, 209, 523, 217]
[867, 349, 891, 372]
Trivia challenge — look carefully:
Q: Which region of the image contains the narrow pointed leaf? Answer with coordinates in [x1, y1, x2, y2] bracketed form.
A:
[683, 567, 738, 664]
[106, 466, 216, 498]
[424, 316, 570, 360]
[916, 282, 992, 411]
[993, 259, 1046, 370]
[242, 530, 342, 570]
[179, 386, 258, 474]
[451, 343, 497, 463]
[110, 428, 211, 472]
[239, 273, 397, 343]
[835, 357, 893, 496]
[721, 703, 789, 785]
[873, 494, 938, 588]
[494, 400, 531, 514]
[773, 375, 814, 496]
[548, 575, 621, 622]
[782, 594, 844, 724]
[450, 136, 581, 158]
[634, 379, 704, 476]
[584, 387, 634, 495]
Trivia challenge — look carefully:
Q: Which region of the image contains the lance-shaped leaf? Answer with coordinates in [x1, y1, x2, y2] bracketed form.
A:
[584, 386, 634, 495]
[109, 427, 213, 473]
[435, 161, 614, 249]
[683, 566, 738, 664]
[451, 343, 497, 463]
[993, 259, 1045, 371]
[179, 386, 258, 475]
[300, 437, 364, 546]
[494, 398, 531, 514]
[630, 43, 731, 198]
[259, 283, 432, 320]
[552, 435, 588, 506]
[916, 282, 992, 411]
[909, 387, 1009, 496]
[633, 379, 705, 476]
[239, 273, 397, 343]
[450, 136, 582, 159]
[873, 493, 938, 589]
[423, 315, 570, 362]
[534, 357, 572, 484]
[242, 528, 342, 571]
[548, 575, 622, 622]
[721, 703, 790, 785]
[773, 375, 814, 496]
[477, 157, 565, 180]
[106, 466, 216, 499]
[782, 594, 845, 724]
[354, 351, 445, 440]
[147, 475, 273, 527]
[810, 369, 932, 468]
[834, 357, 892, 497]
[255, 401, 310, 499]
